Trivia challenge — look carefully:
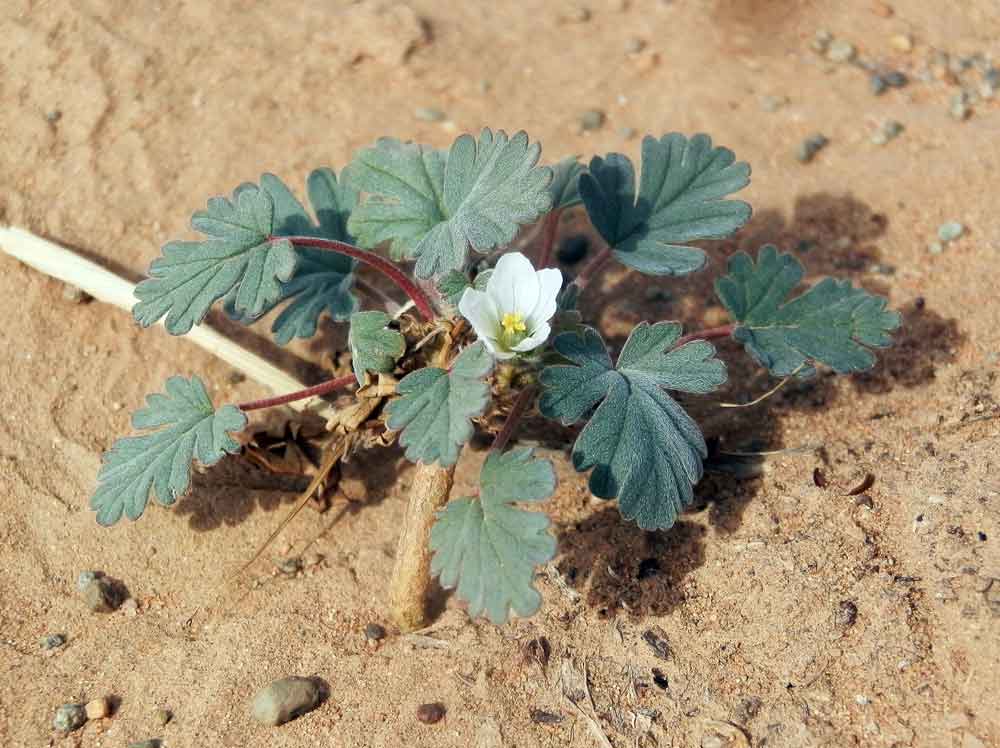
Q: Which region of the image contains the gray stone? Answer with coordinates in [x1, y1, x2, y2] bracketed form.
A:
[927, 241, 945, 255]
[579, 109, 606, 131]
[949, 93, 971, 120]
[82, 577, 121, 613]
[128, 741, 162, 748]
[869, 75, 887, 96]
[154, 707, 172, 726]
[53, 703, 87, 732]
[251, 676, 322, 726]
[364, 622, 386, 641]
[40, 634, 66, 650]
[826, 39, 856, 63]
[938, 221, 965, 242]
[884, 70, 908, 88]
[414, 107, 446, 122]
[76, 570, 99, 593]
[810, 30, 833, 53]
[795, 134, 829, 163]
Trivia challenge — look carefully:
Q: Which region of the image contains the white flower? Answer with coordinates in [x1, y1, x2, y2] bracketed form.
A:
[458, 252, 562, 360]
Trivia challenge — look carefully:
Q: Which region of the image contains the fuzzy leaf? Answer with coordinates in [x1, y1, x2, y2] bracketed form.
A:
[385, 342, 494, 466]
[91, 376, 247, 526]
[134, 184, 297, 335]
[715, 245, 901, 377]
[346, 128, 552, 278]
[579, 133, 751, 276]
[437, 268, 492, 306]
[539, 323, 725, 530]
[348, 310, 405, 385]
[430, 448, 557, 624]
[548, 156, 585, 209]
[226, 169, 359, 344]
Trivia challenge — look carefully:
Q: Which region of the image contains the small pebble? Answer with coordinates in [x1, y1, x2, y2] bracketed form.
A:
[871, 119, 904, 145]
[759, 94, 787, 112]
[364, 622, 386, 641]
[414, 107, 447, 123]
[938, 221, 965, 242]
[836, 600, 859, 627]
[927, 241, 944, 255]
[579, 109, 606, 131]
[890, 33, 912, 52]
[82, 577, 122, 613]
[826, 39, 857, 64]
[416, 702, 447, 724]
[949, 93, 971, 121]
[40, 634, 66, 650]
[85, 697, 110, 720]
[884, 70, 908, 87]
[227, 370, 246, 385]
[128, 741, 162, 748]
[154, 707, 173, 726]
[795, 133, 829, 163]
[624, 37, 645, 54]
[53, 703, 87, 732]
[46, 109, 63, 123]
[477, 79, 492, 94]
[810, 30, 833, 54]
[557, 235, 590, 265]
[77, 570, 99, 592]
[530, 708, 564, 725]
[251, 676, 322, 726]
[121, 597, 139, 617]
[869, 74, 887, 95]
[276, 557, 302, 575]
[868, 263, 896, 276]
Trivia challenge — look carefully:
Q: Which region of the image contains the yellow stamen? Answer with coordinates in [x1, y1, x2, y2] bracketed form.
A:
[501, 312, 527, 336]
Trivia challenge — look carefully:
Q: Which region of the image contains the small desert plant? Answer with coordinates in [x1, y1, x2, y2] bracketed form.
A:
[91, 129, 900, 628]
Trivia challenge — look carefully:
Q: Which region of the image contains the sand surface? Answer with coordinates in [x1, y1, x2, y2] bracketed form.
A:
[1, 1, 998, 746]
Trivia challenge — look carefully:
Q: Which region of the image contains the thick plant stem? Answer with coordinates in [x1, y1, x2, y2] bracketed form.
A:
[389, 461, 455, 631]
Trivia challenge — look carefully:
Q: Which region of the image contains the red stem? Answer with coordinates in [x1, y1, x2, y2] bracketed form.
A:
[573, 246, 612, 288]
[536, 210, 562, 269]
[491, 386, 537, 453]
[673, 324, 734, 348]
[237, 373, 356, 412]
[274, 235, 436, 321]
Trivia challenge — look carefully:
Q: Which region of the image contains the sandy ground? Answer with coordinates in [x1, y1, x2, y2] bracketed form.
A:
[2, 1, 999, 746]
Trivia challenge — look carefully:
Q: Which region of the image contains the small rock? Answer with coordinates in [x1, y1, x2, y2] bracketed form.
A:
[884, 70, 908, 87]
[251, 676, 322, 726]
[557, 235, 589, 265]
[416, 702, 446, 724]
[927, 241, 945, 255]
[76, 570, 100, 592]
[855, 493, 875, 509]
[530, 708, 564, 724]
[856, 694, 871, 705]
[642, 626, 671, 660]
[227, 370, 246, 385]
[759, 94, 787, 112]
[276, 557, 302, 575]
[364, 622, 386, 641]
[890, 33, 913, 52]
[949, 93, 971, 121]
[869, 263, 896, 275]
[85, 697, 110, 720]
[872, 119, 904, 145]
[810, 30, 833, 54]
[40, 634, 66, 650]
[565, 6, 591, 22]
[414, 107, 447, 123]
[579, 109, 606, 131]
[61, 284, 92, 303]
[121, 597, 139, 617]
[82, 577, 122, 613]
[869, 74, 887, 95]
[128, 741, 162, 748]
[46, 109, 63, 123]
[836, 600, 859, 627]
[795, 134, 829, 163]
[938, 221, 965, 242]
[624, 37, 645, 54]
[154, 707, 172, 726]
[303, 552, 323, 568]
[477, 79, 492, 94]
[826, 39, 857, 64]
[53, 703, 87, 733]
[735, 696, 763, 723]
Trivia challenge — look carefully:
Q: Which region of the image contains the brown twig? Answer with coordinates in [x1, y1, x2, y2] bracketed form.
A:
[492, 386, 537, 453]
[237, 374, 356, 412]
[536, 210, 562, 269]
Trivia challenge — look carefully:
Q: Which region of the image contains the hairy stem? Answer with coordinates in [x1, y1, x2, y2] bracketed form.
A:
[492, 385, 537, 453]
[237, 373, 356, 412]
[674, 324, 734, 348]
[573, 246, 612, 288]
[275, 235, 436, 320]
[389, 462, 455, 631]
[536, 209, 562, 269]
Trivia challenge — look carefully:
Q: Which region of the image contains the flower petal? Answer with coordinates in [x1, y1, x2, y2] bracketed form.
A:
[488, 252, 539, 318]
[459, 288, 499, 340]
[511, 321, 551, 352]
[527, 267, 563, 327]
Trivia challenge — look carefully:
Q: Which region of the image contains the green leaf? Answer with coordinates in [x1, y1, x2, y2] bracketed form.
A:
[227, 169, 360, 344]
[715, 245, 901, 377]
[346, 128, 553, 278]
[539, 323, 726, 530]
[348, 310, 405, 385]
[548, 156, 585, 209]
[579, 133, 751, 276]
[437, 268, 492, 306]
[430, 448, 557, 624]
[134, 184, 298, 335]
[91, 376, 247, 526]
[385, 342, 494, 466]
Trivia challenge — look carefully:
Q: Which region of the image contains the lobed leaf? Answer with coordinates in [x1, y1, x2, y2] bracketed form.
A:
[539, 323, 726, 530]
[715, 245, 901, 377]
[346, 128, 553, 278]
[579, 133, 751, 276]
[437, 268, 492, 306]
[430, 448, 557, 624]
[226, 169, 359, 344]
[548, 156, 585, 210]
[91, 376, 247, 525]
[134, 185, 297, 335]
[347, 310, 405, 385]
[384, 342, 494, 466]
